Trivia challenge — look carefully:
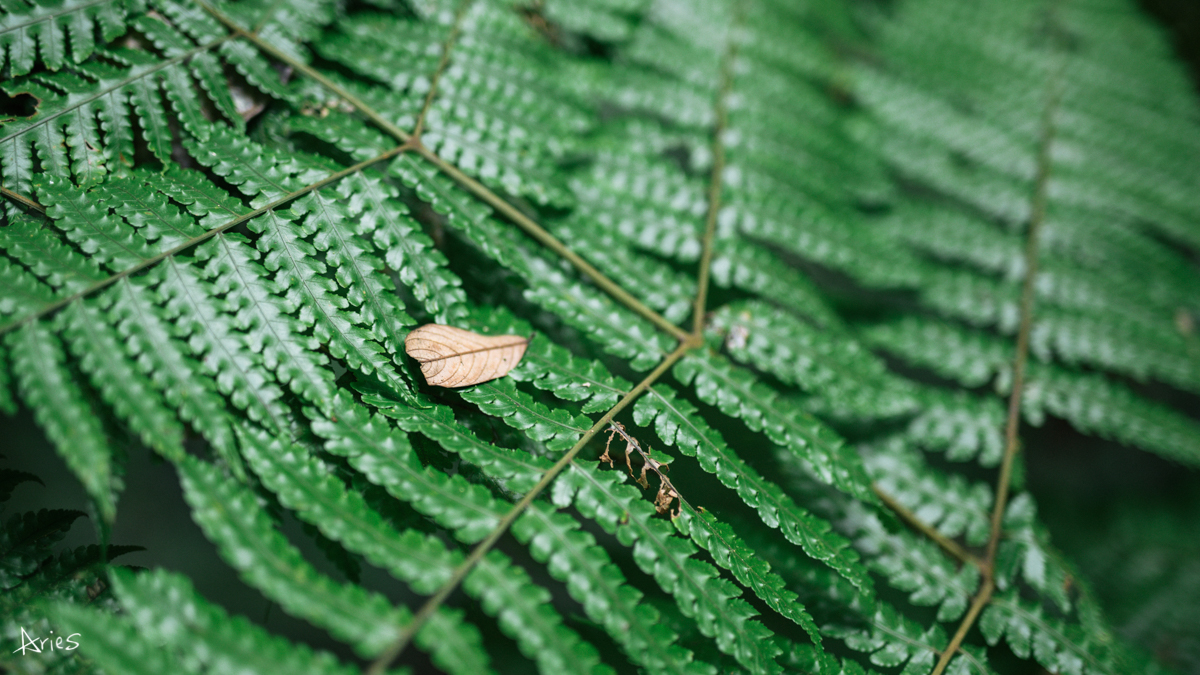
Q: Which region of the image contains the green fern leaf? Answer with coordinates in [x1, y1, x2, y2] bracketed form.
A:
[0, 0, 133, 76]
[459, 376, 591, 455]
[177, 454, 416, 657]
[516, 501, 718, 675]
[109, 567, 360, 675]
[150, 259, 292, 434]
[466, 550, 613, 675]
[235, 425, 493, 675]
[0, 255, 58, 318]
[710, 301, 917, 421]
[59, 299, 185, 460]
[7, 321, 119, 522]
[863, 317, 1200, 464]
[312, 396, 502, 542]
[674, 350, 875, 503]
[312, 399, 613, 675]
[0, 508, 83, 589]
[863, 437, 992, 546]
[979, 591, 1123, 675]
[37, 173, 155, 271]
[372, 389, 549, 494]
[194, 233, 338, 414]
[0, 209, 107, 293]
[556, 461, 784, 675]
[673, 507, 822, 644]
[48, 602, 182, 675]
[105, 276, 242, 473]
[636, 385, 873, 595]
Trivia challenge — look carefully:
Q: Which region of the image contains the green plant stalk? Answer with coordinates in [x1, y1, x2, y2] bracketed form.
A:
[929, 66, 1063, 675]
[0, 144, 409, 337]
[365, 341, 693, 675]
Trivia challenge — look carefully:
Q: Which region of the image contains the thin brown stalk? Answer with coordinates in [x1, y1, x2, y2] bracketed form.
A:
[691, 25, 738, 338]
[365, 341, 693, 675]
[0, 145, 408, 337]
[1, 187, 45, 213]
[873, 484, 981, 569]
[250, 0, 287, 34]
[411, 1, 474, 141]
[929, 69, 1063, 675]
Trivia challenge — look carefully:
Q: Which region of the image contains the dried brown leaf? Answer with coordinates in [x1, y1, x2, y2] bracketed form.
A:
[404, 324, 529, 388]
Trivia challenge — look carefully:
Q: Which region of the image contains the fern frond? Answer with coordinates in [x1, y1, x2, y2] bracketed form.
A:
[108, 568, 359, 675]
[829, 601, 993, 675]
[0, 209, 105, 296]
[234, 426, 493, 675]
[395, 154, 675, 369]
[59, 298, 184, 460]
[557, 462, 784, 675]
[847, 501, 981, 623]
[466, 550, 614, 675]
[238, 425, 460, 594]
[0, 28, 243, 191]
[105, 276, 242, 472]
[636, 385, 872, 594]
[0, 255, 58, 318]
[904, 387, 1005, 466]
[194, 233, 337, 414]
[0, 0, 134, 76]
[151, 259, 291, 434]
[540, 0, 645, 43]
[674, 350, 876, 503]
[0, 508, 83, 588]
[373, 390, 549, 495]
[356, 382, 720, 674]
[460, 377, 590, 455]
[863, 437, 992, 547]
[321, 5, 583, 206]
[979, 592, 1124, 675]
[7, 321, 119, 521]
[862, 317, 1200, 464]
[177, 455, 408, 656]
[672, 507, 822, 644]
[311, 400, 615, 675]
[3, 0, 1197, 671]
[516, 501, 718, 675]
[313, 398, 502, 541]
[36, 174, 155, 270]
[710, 301, 917, 421]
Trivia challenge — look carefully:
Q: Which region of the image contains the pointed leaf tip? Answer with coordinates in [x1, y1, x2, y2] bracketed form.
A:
[405, 324, 529, 388]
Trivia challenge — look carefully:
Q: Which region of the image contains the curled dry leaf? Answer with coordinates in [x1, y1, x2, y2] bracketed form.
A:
[404, 324, 529, 388]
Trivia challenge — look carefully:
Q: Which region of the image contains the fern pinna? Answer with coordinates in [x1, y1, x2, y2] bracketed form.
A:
[1, 0, 1198, 672]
